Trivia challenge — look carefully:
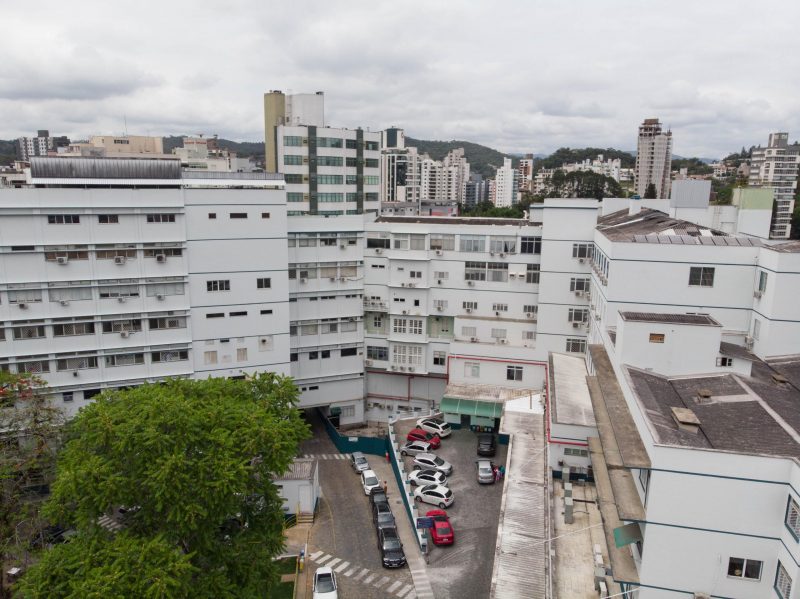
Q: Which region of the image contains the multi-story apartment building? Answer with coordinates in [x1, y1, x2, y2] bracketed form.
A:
[748, 132, 800, 239]
[0, 157, 290, 416]
[263, 90, 326, 172]
[15, 130, 70, 161]
[634, 118, 673, 198]
[517, 155, 535, 193]
[172, 136, 255, 172]
[560, 154, 622, 182]
[492, 158, 517, 207]
[276, 125, 382, 217]
[442, 148, 470, 204]
[465, 173, 489, 208]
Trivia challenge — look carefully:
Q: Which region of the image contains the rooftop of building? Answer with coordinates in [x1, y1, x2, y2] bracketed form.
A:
[374, 216, 537, 227]
[597, 208, 762, 246]
[619, 312, 721, 326]
[623, 355, 800, 461]
[548, 352, 596, 427]
[766, 240, 800, 253]
[275, 458, 317, 481]
[443, 382, 536, 404]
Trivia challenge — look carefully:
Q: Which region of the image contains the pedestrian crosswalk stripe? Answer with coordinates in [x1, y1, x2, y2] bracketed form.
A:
[387, 580, 402, 593]
[363, 573, 376, 584]
[374, 575, 390, 588]
[344, 567, 357, 577]
[326, 558, 341, 569]
[316, 554, 332, 565]
[309, 550, 323, 560]
[355, 568, 369, 580]
[334, 561, 349, 573]
[397, 583, 414, 597]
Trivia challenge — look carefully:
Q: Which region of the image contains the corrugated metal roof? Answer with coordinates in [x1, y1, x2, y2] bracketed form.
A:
[31, 157, 182, 180]
[276, 458, 317, 481]
[182, 171, 284, 181]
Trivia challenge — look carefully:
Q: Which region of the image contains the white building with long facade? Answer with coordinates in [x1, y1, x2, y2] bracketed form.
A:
[748, 132, 800, 240]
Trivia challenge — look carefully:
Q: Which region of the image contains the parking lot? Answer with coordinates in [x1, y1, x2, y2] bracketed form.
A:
[300, 411, 414, 599]
[395, 418, 507, 599]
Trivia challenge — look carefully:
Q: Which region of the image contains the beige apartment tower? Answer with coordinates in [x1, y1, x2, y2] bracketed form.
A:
[263, 90, 325, 172]
[634, 118, 673, 198]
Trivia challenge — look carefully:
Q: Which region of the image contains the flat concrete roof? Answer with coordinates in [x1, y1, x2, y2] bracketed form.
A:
[374, 216, 537, 227]
[444, 382, 536, 404]
[620, 312, 721, 327]
[549, 352, 596, 427]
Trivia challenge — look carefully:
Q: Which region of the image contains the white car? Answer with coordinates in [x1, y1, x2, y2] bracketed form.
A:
[407, 469, 448, 487]
[312, 566, 338, 598]
[416, 417, 452, 438]
[412, 453, 453, 476]
[361, 469, 381, 495]
[400, 440, 431, 456]
[413, 484, 454, 508]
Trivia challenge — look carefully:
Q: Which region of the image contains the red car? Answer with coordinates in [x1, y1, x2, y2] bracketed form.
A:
[407, 428, 441, 449]
[426, 509, 454, 545]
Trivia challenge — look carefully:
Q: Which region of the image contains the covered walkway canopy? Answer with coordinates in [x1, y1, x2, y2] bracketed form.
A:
[441, 382, 536, 420]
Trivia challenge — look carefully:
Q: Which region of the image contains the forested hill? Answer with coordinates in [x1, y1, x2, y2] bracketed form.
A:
[162, 136, 264, 159]
[537, 147, 636, 169]
[405, 137, 516, 178]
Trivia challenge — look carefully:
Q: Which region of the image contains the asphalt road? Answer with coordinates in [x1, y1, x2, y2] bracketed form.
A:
[396, 420, 507, 599]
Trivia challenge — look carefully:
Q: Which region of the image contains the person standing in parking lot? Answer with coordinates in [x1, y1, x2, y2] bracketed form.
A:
[382, 480, 388, 495]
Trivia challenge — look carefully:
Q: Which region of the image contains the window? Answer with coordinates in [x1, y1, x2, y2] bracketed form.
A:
[716, 357, 733, 367]
[367, 346, 388, 361]
[151, 350, 189, 362]
[283, 135, 303, 146]
[526, 264, 540, 284]
[570, 277, 591, 292]
[285, 174, 303, 184]
[461, 326, 477, 338]
[753, 319, 761, 340]
[287, 193, 305, 203]
[301, 324, 318, 335]
[146, 214, 176, 223]
[321, 321, 338, 334]
[229, 311, 247, 317]
[13, 323, 46, 339]
[392, 318, 407, 334]
[393, 345, 422, 366]
[492, 303, 508, 312]
[463, 301, 478, 311]
[260, 309, 273, 315]
[564, 448, 589, 457]
[776, 562, 792, 598]
[566, 338, 587, 353]
[318, 156, 343, 167]
[430, 234, 455, 251]
[433, 351, 446, 366]
[340, 347, 357, 357]
[522, 330, 536, 341]
[320, 350, 331, 359]
[727, 557, 762, 580]
[56, 356, 98, 371]
[53, 322, 95, 336]
[460, 235, 485, 253]
[689, 266, 715, 287]
[408, 319, 423, 335]
[433, 299, 448, 311]
[206, 313, 224, 319]
[365, 141, 379, 151]
[262, 212, 270, 219]
[237, 348, 248, 362]
[491, 328, 507, 340]
[521, 236, 542, 254]
[507, 366, 523, 381]
[465, 261, 487, 281]
[649, 333, 665, 343]
[572, 243, 591, 258]
[568, 308, 589, 323]
[95, 244, 137, 260]
[149, 317, 186, 330]
[229, 213, 248, 219]
[367, 234, 391, 249]
[144, 246, 182, 257]
[105, 353, 145, 367]
[62, 392, 74, 402]
[365, 158, 379, 168]
[17, 357, 50, 373]
[207, 280, 230, 292]
[490, 237, 516, 254]
[47, 214, 80, 224]
[523, 305, 538, 316]
[757, 270, 768, 293]
[464, 362, 480, 378]
[44, 245, 89, 261]
[8, 288, 43, 304]
[364, 176, 380, 185]
[290, 353, 298, 362]
[98, 214, 119, 224]
[488, 262, 509, 282]
[204, 351, 218, 365]
[316, 137, 343, 148]
[145, 279, 184, 297]
[434, 271, 448, 281]
[256, 278, 271, 289]
[208, 212, 217, 219]
[284, 155, 304, 165]
[785, 497, 800, 540]
[101, 319, 142, 333]
[98, 284, 140, 299]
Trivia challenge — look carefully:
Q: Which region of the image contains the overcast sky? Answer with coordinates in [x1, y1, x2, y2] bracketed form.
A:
[1, 0, 798, 158]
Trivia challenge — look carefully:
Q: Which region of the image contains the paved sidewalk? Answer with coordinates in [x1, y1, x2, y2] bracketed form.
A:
[370, 457, 435, 599]
[282, 523, 311, 599]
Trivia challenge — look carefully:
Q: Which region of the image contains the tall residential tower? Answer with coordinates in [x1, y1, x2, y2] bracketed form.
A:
[748, 132, 800, 239]
[634, 118, 673, 198]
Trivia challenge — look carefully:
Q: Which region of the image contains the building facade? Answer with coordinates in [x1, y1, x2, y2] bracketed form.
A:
[634, 118, 673, 198]
[263, 90, 326, 173]
[492, 158, 517, 207]
[15, 130, 70, 161]
[748, 132, 800, 239]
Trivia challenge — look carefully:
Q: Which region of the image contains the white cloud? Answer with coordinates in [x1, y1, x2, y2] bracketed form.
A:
[0, 0, 798, 158]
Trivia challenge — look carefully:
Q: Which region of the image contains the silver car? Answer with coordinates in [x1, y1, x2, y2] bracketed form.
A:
[476, 459, 495, 484]
[400, 440, 431, 456]
[350, 451, 369, 474]
[412, 453, 453, 476]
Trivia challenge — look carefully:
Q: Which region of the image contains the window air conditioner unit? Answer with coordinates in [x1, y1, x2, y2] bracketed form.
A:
[470, 337, 478, 343]
[114, 256, 126, 265]
[436, 306, 443, 311]
[408, 283, 415, 288]
[300, 278, 307, 284]
[753, 290, 763, 299]
[339, 244, 346, 249]
[59, 300, 70, 306]
[329, 277, 336, 281]
[408, 366, 415, 372]
[578, 257, 585, 263]
[18, 303, 28, 309]
[576, 290, 584, 297]
[56, 256, 68, 265]
[399, 366, 406, 371]
[156, 294, 165, 300]
[572, 321, 580, 328]
[155, 254, 167, 263]
[465, 308, 472, 313]
[489, 251, 495, 256]
[500, 253, 505, 258]
[509, 273, 516, 278]
[401, 282, 406, 287]
[435, 250, 443, 256]
[375, 248, 382, 254]
[118, 297, 127, 303]
[365, 359, 373, 366]
[402, 310, 408, 315]
[120, 330, 130, 338]
[745, 336, 754, 349]
[498, 338, 507, 344]
[527, 312, 534, 318]
[72, 370, 79, 377]
[467, 281, 475, 286]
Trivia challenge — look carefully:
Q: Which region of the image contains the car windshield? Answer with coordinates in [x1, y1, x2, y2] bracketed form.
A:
[444, 490, 453, 498]
[479, 466, 492, 475]
[433, 456, 445, 466]
[355, 457, 367, 465]
[365, 476, 378, 486]
[384, 538, 402, 551]
[316, 573, 335, 592]
[438, 526, 452, 535]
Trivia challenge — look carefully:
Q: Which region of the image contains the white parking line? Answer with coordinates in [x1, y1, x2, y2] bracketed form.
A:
[334, 561, 349, 573]
[397, 583, 414, 597]
[316, 554, 332, 565]
[355, 568, 369, 580]
[326, 558, 341, 569]
[387, 580, 402, 593]
[344, 567, 357, 577]
[363, 573, 376, 584]
[309, 550, 323, 560]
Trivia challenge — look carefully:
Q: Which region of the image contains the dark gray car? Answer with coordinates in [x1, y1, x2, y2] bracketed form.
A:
[373, 501, 396, 531]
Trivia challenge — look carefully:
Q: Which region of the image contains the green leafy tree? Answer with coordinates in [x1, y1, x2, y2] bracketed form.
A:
[643, 183, 658, 199]
[540, 170, 624, 200]
[24, 375, 310, 599]
[1, 372, 65, 599]
[17, 532, 195, 599]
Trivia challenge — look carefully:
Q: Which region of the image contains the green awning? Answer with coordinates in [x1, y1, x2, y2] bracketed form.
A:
[440, 397, 503, 419]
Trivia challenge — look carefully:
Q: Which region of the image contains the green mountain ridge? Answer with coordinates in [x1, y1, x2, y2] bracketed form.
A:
[405, 137, 515, 178]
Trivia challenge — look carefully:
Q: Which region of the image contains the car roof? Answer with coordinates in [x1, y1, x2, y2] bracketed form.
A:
[421, 484, 448, 493]
[416, 453, 437, 460]
[352, 451, 365, 458]
[362, 469, 377, 477]
[316, 566, 333, 575]
[477, 459, 492, 466]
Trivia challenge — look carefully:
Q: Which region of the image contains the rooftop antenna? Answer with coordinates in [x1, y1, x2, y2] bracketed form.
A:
[124, 115, 128, 137]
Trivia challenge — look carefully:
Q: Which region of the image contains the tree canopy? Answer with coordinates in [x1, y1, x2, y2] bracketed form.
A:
[21, 374, 310, 599]
[542, 170, 624, 200]
[643, 183, 657, 199]
[537, 147, 635, 169]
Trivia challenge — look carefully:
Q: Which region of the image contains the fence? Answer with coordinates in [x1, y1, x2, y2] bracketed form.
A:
[317, 408, 389, 456]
